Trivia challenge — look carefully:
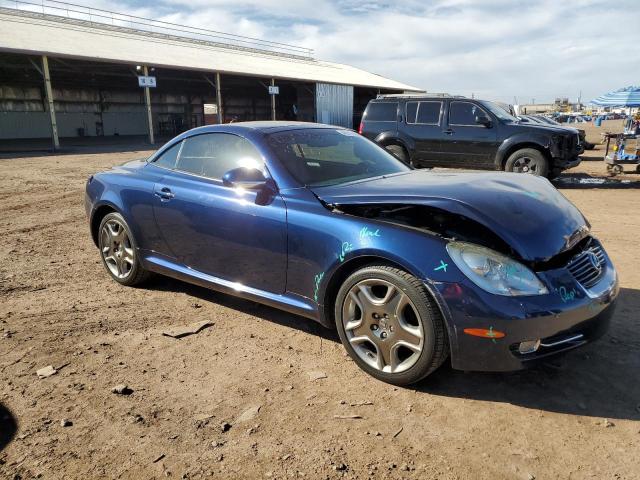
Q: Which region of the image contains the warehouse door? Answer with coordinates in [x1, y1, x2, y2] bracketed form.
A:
[316, 83, 354, 128]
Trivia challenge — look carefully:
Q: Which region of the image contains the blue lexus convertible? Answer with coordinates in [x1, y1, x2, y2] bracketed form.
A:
[85, 122, 618, 385]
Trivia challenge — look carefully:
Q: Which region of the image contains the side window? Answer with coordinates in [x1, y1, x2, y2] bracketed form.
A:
[153, 141, 182, 169]
[405, 102, 418, 123]
[175, 133, 263, 180]
[364, 102, 398, 121]
[449, 101, 484, 126]
[416, 102, 442, 124]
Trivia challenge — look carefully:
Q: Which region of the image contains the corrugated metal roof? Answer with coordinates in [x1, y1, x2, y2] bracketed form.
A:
[0, 8, 422, 91]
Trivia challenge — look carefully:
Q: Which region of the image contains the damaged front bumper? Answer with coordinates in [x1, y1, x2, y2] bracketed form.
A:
[556, 155, 581, 171]
[428, 255, 619, 372]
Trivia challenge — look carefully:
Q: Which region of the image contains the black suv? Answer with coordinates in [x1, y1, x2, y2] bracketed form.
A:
[359, 95, 581, 177]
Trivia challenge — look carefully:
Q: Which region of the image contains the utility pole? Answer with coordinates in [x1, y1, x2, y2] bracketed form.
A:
[270, 78, 276, 121]
[42, 56, 59, 151]
[143, 65, 154, 144]
[215, 72, 223, 124]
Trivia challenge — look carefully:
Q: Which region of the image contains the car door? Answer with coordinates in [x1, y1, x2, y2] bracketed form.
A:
[151, 132, 287, 294]
[402, 100, 444, 167]
[442, 100, 498, 168]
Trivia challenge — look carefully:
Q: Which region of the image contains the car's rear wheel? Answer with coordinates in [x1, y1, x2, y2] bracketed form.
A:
[334, 265, 448, 385]
[98, 212, 149, 286]
[385, 144, 411, 166]
[505, 148, 549, 177]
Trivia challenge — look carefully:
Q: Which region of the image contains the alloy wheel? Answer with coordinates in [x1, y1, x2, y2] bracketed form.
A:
[342, 279, 424, 373]
[100, 219, 134, 279]
[512, 156, 539, 174]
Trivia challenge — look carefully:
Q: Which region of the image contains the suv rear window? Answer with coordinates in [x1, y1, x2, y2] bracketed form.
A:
[364, 102, 398, 121]
[406, 101, 442, 125]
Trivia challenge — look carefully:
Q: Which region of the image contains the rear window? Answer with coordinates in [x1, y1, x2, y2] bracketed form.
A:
[153, 141, 182, 169]
[406, 101, 441, 125]
[417, 102, 442, 124]
[364, 102, 398, 122]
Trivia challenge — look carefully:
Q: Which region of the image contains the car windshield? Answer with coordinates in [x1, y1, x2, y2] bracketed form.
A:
[479, 101, 518, 122]
[266, 128, 410, 187]
[523, 115, 545, 124]
[537, 116, 560, 126]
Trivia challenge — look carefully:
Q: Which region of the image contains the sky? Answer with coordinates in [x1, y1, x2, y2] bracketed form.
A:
[78, 0, 639, 103]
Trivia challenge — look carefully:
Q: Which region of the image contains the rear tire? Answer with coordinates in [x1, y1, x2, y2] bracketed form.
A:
[385, 144, 411, 166]
[98, 212, 149, 287]
[334, 265, 448, 386]
[505, 148, 549, 177]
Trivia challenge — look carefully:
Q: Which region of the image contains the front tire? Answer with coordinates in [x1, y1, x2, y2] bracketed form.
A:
[98, 212, 149, 286]
[334, 265, 448, 385]
[505, 148, 549, 177]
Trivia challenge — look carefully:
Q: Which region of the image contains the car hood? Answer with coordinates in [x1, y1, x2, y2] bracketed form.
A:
[312, 170, 589, 262]
[511, 122, 569, 135]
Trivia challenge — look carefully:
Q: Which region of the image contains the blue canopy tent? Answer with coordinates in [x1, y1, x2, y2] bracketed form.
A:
[591, 86, 640, 107]
[592, 87, 640, 174]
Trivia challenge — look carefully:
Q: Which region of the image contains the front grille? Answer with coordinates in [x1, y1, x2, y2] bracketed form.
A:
[566, 243, 605, 288]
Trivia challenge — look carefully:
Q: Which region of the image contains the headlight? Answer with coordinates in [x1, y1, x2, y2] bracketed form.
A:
[446, 242, 548, 296]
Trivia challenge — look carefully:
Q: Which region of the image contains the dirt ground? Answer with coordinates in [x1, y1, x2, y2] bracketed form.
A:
[1, 120, 639, 479]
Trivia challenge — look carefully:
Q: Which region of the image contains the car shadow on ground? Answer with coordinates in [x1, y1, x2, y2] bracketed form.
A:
[417, 287, 640, 421]
[147, 276, 340, 343]
[553, 172, 640, 189]
[0, 403, 18, 453]
[147, 277, 640, 421]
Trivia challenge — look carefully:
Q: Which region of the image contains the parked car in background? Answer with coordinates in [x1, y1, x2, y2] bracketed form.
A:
[558, 115, 591, 124]
[359, 95, 581, 177]
[86, 122, 618, 385]
[531, 115, 595, 150]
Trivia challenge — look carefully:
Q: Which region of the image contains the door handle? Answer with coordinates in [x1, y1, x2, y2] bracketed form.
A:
[154, 187, 175, 200]
[444, 129, 454, 135]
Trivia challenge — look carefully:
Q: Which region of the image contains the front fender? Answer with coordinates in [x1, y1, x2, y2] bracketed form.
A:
[495, 133, 552, 168]
[312, 225, 460, 313]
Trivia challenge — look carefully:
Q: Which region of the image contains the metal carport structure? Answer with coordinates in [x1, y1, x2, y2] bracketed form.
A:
[0, 0, 422, 150]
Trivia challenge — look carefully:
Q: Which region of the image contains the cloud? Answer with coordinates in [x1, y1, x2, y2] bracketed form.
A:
[76, 0, 640, 102]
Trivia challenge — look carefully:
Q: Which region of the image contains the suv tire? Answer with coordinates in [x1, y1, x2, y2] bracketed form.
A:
[505, 148, 549, 177]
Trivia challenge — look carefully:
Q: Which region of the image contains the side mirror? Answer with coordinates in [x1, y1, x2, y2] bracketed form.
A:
[475, 113, 492, 127]
[222, 167, 268, 190]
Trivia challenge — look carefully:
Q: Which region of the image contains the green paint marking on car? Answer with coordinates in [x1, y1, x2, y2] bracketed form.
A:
[434, 260, 448, 272]
[313, 272, 325, 303]
[360, 226, 381, 239]
[339, 241, 353, 262]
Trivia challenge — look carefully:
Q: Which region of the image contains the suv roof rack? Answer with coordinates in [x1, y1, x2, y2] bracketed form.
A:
[376, 93, 467, 99]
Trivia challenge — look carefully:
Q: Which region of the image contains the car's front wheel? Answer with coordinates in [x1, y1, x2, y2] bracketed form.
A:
[98, 212, 149, 286]
[334, 265, 448, 385]
[505, 148, 549, 177]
